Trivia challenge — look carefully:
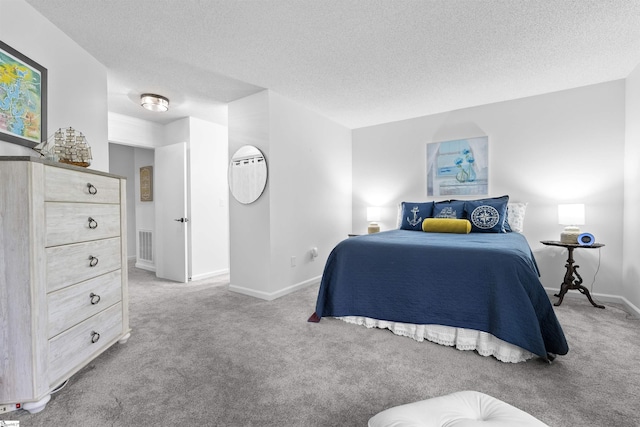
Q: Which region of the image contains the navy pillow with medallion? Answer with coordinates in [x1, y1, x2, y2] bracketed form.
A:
[464, 195, 509, 233]
[400, 202, 434, 231]
[432, 200, 466, 219]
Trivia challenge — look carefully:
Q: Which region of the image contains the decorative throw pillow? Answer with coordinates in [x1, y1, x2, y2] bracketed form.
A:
[400, 202, 434, 231]
[506, 202, 528, 233]
[433, 200, 466, 219]
[464, 195, 509, 233]
[422, 218, 471, 234]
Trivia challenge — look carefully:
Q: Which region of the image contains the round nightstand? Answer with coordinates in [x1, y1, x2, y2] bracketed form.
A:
[540, 240, 605, 308]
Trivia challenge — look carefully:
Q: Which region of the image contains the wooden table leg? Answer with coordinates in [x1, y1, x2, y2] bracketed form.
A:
[554, 246, 605, 309]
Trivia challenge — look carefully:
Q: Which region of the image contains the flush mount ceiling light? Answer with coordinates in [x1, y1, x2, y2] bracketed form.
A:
[140, 93, 169, 112]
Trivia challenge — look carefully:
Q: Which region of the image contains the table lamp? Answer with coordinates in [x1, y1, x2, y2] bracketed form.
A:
[558, 203, 585, 244]
[367, 207, 381, 234]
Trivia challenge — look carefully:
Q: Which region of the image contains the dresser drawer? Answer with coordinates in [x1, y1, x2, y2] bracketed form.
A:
[45, 202, 120, 247]
[48, 302, 123, 386]
[46, 238, 121, 292]
[44, 166, 120, 204]
[48, 270, 122, 338]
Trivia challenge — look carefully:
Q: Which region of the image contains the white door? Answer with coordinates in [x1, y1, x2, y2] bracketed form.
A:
[155, 142, 188, 283]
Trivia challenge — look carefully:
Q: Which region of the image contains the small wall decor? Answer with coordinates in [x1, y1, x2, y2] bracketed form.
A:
[140, 166, 153, 201]
[427, 136, 488, 197]
[0, 40, 47, 148]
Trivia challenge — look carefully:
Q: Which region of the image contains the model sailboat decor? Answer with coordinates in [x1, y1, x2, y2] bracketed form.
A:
[34, 127, 93, 167]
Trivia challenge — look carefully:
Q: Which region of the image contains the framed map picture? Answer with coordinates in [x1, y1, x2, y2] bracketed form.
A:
[0, 40, 47, 148]
[427, 136, 488, 197]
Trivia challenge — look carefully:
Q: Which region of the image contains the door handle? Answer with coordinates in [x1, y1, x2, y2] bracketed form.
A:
[174, 218, 189, 223]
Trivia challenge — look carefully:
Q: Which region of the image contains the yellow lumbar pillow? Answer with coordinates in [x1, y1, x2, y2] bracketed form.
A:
[422, 218, 471, 234]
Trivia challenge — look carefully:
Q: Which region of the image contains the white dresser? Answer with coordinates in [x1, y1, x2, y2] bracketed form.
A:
[0, 157, 130, 413]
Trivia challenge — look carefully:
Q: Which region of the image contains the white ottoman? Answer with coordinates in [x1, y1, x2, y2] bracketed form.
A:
[368, 391, 549, 427]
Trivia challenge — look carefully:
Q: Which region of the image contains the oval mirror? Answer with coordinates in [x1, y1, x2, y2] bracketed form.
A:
[228, 145, 268, 204]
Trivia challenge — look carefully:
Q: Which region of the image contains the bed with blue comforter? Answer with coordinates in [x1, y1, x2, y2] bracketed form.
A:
[309, 229, 568, 361]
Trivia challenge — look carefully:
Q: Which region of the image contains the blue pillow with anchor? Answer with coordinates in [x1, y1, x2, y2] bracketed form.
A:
[400, 202, 434, 231]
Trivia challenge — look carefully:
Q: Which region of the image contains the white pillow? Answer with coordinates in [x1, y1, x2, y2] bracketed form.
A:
[506, 202, 528, 233]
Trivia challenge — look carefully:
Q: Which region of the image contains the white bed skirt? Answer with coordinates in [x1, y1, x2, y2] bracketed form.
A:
[337, 316, 535, 363]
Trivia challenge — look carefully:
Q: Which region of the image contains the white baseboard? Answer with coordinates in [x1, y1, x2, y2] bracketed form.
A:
[190, 268, 229, 282]
[134, 261, 155, 272]
[229, 275, 321, 301]
[619, 296, 640, 318]
[544, 287, 640, 318]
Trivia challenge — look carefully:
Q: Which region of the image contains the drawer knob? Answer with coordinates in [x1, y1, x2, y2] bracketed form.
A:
[87, 183, 98, 195]
[89, 292, 101, 305]
[91, 331, 101, 343]
[89, 255, 99, 267]
[88, 217, 98, 229]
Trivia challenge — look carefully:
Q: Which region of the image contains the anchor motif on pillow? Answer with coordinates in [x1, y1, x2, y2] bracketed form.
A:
[407, 206, 423, 227]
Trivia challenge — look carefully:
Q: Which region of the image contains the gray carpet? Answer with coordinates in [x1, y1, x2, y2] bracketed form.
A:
[2, 264, 640, 426]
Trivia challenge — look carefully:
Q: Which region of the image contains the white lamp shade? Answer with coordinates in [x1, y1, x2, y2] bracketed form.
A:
[558, 204, 585, 225]
[367, 207, 381, 222]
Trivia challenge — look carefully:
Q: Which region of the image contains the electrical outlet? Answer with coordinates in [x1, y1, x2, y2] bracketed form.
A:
[291, 256, 296, 267]
[0, 402, 20, 414]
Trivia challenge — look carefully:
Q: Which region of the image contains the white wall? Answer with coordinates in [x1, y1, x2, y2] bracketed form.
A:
[188, 117, 229, 280]
[108, 112, 165, 149]
[228, 91, 272, 295]
[0, 0, 109, 171]
[163, 117, 190, 148]
[624, 63, 640, 310]
[108, 144, 136, 258]
[269, 92, 352, 294]
[353, 81, 626, 303]
[228, 90, 352, 299]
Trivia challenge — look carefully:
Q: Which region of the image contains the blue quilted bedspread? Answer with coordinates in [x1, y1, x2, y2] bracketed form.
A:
[313, 230, 568, 359]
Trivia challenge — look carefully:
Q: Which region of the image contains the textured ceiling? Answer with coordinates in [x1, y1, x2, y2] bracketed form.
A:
[24, 0, 640, 129]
